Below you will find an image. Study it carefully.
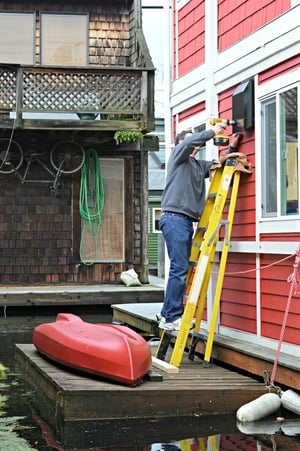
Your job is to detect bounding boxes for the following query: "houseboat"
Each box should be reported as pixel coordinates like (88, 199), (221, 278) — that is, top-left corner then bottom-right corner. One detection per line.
(161, 0), (300, 389)
(0, 0), (156, 286)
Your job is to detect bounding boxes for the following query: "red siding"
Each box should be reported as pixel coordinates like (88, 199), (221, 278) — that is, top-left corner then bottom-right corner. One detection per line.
(261, 232), (300, 243)
(260, 250), (300, 345)
(175, 0), (205, 77)
(218, 0), (291, 51)
(218, 87), (235, 119)
(220, 434), (270, 450)
(218, 88), (256, 242)
(178, 102), (205, 122)
(209, 86), (258, 336)
(220, 253), (257, 333)
(258, 55), (300, 84)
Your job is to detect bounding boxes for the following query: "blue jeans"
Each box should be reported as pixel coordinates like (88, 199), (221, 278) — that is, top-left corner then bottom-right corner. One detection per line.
(159, 212), (194, 322)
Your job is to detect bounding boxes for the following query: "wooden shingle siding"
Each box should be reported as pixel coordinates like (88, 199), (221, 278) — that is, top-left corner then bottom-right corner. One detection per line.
(0, 0), (154, 285)
(0, 144), (142, 284)
(0, 1), (141, 68)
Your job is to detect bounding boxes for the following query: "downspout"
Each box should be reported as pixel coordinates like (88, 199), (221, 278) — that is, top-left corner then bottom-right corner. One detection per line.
(139, 140), (149, 283)
(204, 0), (219, 327)
(163, 0), (173, 287)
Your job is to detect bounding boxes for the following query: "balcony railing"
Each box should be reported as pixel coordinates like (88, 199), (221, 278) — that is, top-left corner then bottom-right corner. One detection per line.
(0, 64), (155, 132)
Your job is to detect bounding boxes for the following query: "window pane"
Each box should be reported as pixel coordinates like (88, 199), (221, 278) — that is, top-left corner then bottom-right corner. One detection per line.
(41, 14), (88, 66)
(262, 98), (277, 216)
(0, 13), (34, 64)
(80, 159), (125, 263)
(194, 124), (206, 160)
(280, 87), (298, 215)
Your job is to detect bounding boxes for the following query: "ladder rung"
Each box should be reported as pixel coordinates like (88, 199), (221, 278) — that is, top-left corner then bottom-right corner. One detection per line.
(193, 332), (207, 341)
(155, 164), (245, 368)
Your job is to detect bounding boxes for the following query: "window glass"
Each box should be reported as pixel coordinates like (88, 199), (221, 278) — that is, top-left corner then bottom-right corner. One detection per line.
(280, 87), (298, 215)
(262, 98), (277, 216)
(41, 14), (88, 66)
(193, 124), (206, 160)
(152, 208), (162, 233)
(261, 86), (298, 218)
(80, 159), (125, 263)
(0, 13), (35, 64)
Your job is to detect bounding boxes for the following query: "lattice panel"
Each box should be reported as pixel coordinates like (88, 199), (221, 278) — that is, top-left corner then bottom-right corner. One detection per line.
(0, 68), (17, 109)
(23, 71), (142, 113)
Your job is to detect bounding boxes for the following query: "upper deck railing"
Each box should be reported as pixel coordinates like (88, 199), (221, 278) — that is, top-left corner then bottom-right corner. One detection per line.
(0, 64), (155, 132)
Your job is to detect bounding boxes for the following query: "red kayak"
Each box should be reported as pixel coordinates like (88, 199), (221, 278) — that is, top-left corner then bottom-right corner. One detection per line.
(33, 313), (152, 386)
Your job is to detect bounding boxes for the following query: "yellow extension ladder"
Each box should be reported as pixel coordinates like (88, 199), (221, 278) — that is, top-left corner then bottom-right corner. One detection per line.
(156, 153), (252, 368)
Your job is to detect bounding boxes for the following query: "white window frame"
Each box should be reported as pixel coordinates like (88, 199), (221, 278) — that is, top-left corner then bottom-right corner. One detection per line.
(152, 207), (162, 234)
(256, 70), (300, 235)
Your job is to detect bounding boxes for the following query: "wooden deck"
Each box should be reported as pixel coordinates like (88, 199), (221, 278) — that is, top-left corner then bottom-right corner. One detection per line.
(0, 276), (164, 307)
(112, 303), (300, 391)
(15, 343), (267, 448)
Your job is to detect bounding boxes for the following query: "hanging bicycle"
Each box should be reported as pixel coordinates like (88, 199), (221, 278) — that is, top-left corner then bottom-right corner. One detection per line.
(0, 138), (85, 194)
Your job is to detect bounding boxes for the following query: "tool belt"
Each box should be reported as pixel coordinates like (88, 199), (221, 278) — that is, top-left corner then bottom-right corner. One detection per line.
(210, 153), (253, 174)
(234, 154), (253, 174)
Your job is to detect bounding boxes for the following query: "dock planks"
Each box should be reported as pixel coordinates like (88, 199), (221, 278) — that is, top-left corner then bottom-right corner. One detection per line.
(0, 276), (164, 307)
(15, 344), (266, 425)
(112, 303), (300, 391)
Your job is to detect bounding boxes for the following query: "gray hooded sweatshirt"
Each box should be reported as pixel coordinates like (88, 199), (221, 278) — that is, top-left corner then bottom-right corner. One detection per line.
(161, 130), (215, 221)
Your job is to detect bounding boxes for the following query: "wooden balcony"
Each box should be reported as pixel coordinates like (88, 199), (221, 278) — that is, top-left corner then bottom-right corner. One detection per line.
(0, 64), (155, 132)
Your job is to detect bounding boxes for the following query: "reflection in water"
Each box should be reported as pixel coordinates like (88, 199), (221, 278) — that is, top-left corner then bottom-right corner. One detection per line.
(1, 312), (300, 450)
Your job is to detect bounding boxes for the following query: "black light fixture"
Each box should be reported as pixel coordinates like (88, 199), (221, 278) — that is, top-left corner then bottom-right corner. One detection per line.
(232, 78), (254, 133)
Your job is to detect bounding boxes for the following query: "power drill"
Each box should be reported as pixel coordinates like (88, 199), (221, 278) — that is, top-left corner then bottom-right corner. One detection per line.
(210, 118), (237, 146)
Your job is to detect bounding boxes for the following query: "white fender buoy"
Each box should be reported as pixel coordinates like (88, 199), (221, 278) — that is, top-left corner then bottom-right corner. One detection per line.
(237, 418), (281, 435)
(280, 419), (300, 436)
(281, 389), (300, 415)
(236, 393), (281, 423)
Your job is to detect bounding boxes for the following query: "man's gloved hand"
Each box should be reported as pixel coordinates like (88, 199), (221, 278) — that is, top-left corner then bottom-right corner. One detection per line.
(231, 132), (243, 148)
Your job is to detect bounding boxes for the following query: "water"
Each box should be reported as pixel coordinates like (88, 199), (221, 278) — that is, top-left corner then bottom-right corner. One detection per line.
(1, 310), (300, 450)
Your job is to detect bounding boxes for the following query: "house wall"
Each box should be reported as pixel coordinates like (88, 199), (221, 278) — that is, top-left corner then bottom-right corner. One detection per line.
(218, 0), (290, 51)
(0, 0), (153, 284)
(169, 0), (300, 356)
(174, 0), (205, 77)
(0, 0), (137, 67)
(0, 143), (143, 284)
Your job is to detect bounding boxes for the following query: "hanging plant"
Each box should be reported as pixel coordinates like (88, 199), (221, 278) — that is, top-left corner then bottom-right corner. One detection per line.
(113, 130), (143, 146)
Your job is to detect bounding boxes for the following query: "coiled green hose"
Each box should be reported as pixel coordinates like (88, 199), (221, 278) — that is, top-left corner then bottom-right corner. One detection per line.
(79, 148), (104, 265)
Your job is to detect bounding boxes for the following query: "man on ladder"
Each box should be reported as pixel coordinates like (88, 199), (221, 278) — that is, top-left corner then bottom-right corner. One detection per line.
(158, 125), (243, 332)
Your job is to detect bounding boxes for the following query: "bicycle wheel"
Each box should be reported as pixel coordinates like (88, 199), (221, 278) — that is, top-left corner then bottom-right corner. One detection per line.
(0, 138), (23, 174)
(50, 140), (85, 174)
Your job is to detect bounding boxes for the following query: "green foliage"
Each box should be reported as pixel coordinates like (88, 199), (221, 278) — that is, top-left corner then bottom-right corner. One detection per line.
(0, 390), (37, 451)
(113, 130), (143, 146)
